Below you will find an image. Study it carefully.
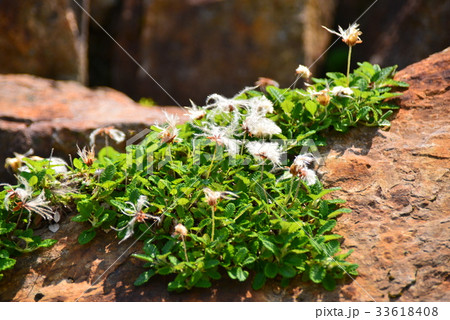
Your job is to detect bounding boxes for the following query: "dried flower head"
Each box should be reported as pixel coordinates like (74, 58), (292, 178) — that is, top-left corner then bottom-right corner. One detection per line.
(112, 195), (161, 244)
(77, 145), (96, 166)
(156, 112), (181, 144)
(293, 153), (316, 168)
(247, 96), (274, 115)
(196, 124), (241, 156)
(46, 158), (69, 174)
(315, 89), (331, 107)
(295, 64), (312, 78)
(203, 187), (238, 208)
(255, 77), (280, 89)
(185, 100), (206, 121)
(204, 93), (243, 119)
(331, 86), (354, 98)
(1, 177), (58, 226)
(246, 141), (283, 166)
(243, 115), (281, 138)
(4, 149), (40, 172)
(173, 223), (188, 237)
(89, 126), (126, 146)
(289, 153), (318, 185)
(323, 23), (362, 47)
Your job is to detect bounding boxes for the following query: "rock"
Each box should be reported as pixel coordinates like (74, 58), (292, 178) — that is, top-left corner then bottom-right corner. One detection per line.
(110, 0), (336, 104)
(330, 0), (450, 70)
(0, 48), (449, 301)
(0, 74), (186, 184)
(310, 47), (450, 301)
(0, 0), (81, 81)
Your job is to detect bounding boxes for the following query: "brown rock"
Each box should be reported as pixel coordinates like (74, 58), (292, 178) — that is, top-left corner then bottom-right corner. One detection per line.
(0, 48), (449, 301)
(0, 74), (186, 183)
(0, 0), (81, 81)
(311, 47), (450, 301)
(332, 0), (450, 70)
(111, 0), (336, 104)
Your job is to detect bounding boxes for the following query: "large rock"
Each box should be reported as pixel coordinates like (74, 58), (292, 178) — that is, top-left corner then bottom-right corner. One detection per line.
(0, 48), (449, 301)
(330, 0), (450, 70)
(0, 74), (185, 183)
(111, 0), (336, 104)
(309, 47), (450, 301)
(0, 0), (81, 81)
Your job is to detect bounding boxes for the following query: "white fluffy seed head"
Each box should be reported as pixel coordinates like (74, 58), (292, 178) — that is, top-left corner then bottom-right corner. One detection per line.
(331, 86), (354, 97)
(295, 64), (312, 78)
(243, 116), (281, 138)
(246, 141), (283, 166)
(174, 223), (188, 237)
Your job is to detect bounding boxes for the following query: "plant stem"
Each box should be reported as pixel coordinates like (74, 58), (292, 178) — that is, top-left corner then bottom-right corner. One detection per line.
(347, 46), (352, 86)
(294, 179), (301, 202)
(206, 145), (217, 179)
(285, 176), (295, 206)
(181, 236), (189, 262)
(211, 206), (215, 241)
(240, 133), (247, 155)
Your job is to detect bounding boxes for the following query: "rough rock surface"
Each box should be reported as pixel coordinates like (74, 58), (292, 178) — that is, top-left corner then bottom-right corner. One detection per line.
(0, 0), (81, 81)
(110, 0), (336, 104)
(333, 0), (450, 70)
(0, 48), (449, 301)
(0, 74), (185, 183)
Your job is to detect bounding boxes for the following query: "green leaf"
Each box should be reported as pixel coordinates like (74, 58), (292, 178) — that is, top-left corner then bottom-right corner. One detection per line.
(310, 264), (326, 283)
(317, 220), (337, 235)
(278, 265), (296, 278)
(93, 213), (109, 228)
(296, 130), (317, 142)
(78, 229), (96, 245)
(283, 254), (306, 267)
(28, 175), (38, 186)
(195, 277), (212, 288)
(71, 214), (90, 223)
(236, 267), (249, 282)
(206, 269), (221, 280)
(322, 275), (336, 291)
(234, 247), (249, 265)
(371, 65), (396, 83)
(76, 200), (94, 217)
(323, 234), (343, 242)
(100, 165), (116, 183)
(259, 236), (279, 256)
(266, 86), (285, 103)
(0, 222), (16, 235)
(305, 100), (317, 117)
(204, 259), (220, 269)
(264, 262), (278, 278)
(224, 203), (235, 217)
(308, 188), (340, 201)
(134, 269), (156, 286)
(327, 208), (351, 219)
(280, 99), (295, 115)
(73, 158), (84, 169)
(38, 239), (57, 248)
(242, 255), (256, 265)
(158, 267), (173, 275)
(0, 257), (16, 272)
(161, 239), (176, 254)
(177, 198), (189, 206)
(131, 253), (154, 263)
(143, 242), (159, 257)
(0, 250), (10, 259)
(252, 272), (266, 290)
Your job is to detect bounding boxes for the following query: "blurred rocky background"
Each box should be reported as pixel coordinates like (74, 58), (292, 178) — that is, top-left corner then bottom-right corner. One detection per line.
(1, 0), (448, 105)
(0, 0), (449, 301)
